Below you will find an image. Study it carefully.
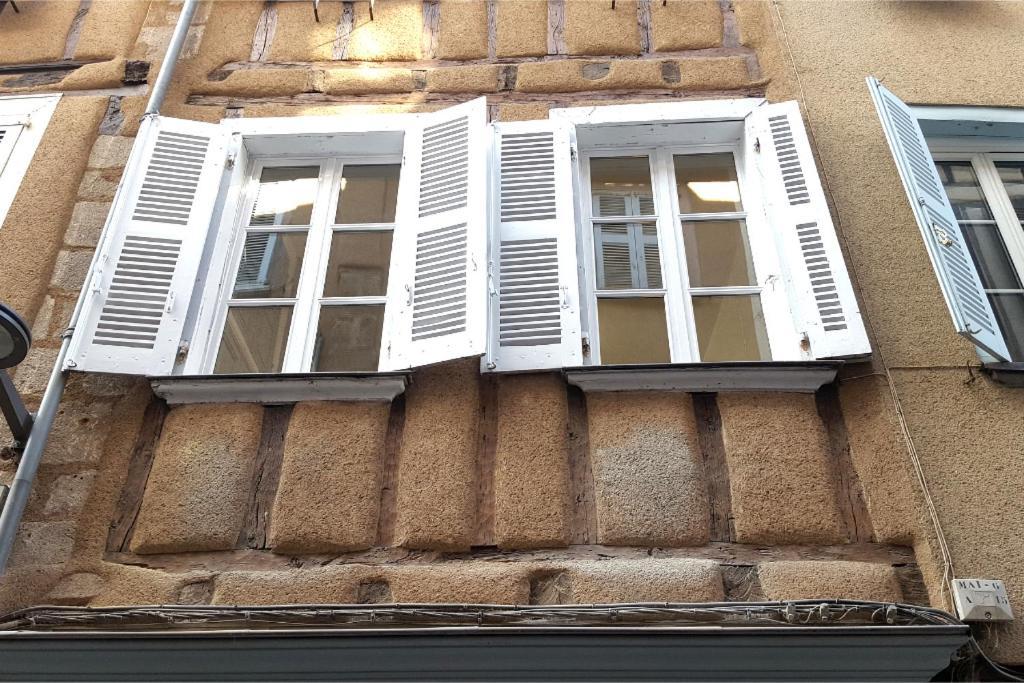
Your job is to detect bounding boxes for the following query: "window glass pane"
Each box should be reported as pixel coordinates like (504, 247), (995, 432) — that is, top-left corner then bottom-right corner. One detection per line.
(994, 161), (1024, 223)
(990, 293), (1024, 361)
(312, 304), (385, 371)
(692, 295), (770, 361)
(590, 157), (655, 217)
(231, 232), (307, 299)
(935, 162), (994, 222)
(682, 219), (756, 287)
(961, 223), (1023, 291)
(594, 222), (661, 289)
(323, 231), (393, 297)
(336, 164), (401, 224)
(597, 297), (671, 364)
(674, 153), (742, 214)
(214, 306), (293, 374)
(250, 166), (320, 226)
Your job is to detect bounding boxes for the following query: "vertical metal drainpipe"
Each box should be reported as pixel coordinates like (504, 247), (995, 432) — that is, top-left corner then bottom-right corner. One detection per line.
(0, 0), (199, 575)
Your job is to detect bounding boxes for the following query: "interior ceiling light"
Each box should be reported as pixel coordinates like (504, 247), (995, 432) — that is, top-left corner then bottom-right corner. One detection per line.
(687, 181), (741, 204)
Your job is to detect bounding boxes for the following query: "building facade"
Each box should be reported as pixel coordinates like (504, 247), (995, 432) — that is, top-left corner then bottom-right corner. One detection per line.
(0, 0), (1022, 675)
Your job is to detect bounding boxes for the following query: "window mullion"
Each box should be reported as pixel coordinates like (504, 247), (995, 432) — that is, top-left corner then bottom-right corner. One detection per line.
(652, 148), (696, 362)
(283, 160), (338, 373)
(975, 154), (1024, 284)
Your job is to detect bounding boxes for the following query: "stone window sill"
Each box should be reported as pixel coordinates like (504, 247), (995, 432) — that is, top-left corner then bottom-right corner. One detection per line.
(563, 361), (845, 393)
(149, 372), (410, 405)
(982, 362), (1024, 388)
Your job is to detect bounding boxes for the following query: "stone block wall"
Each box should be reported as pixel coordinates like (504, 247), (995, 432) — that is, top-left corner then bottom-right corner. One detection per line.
(177, 0), (765, 123)
(28, 367), (918, 617)
(0, 0), (995, 661)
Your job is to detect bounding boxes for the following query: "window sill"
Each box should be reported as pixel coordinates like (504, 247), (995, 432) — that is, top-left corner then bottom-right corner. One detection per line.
(149, 372), (410, 405)
(563, 361), (843, 393)
(982, 362), (1024, 388)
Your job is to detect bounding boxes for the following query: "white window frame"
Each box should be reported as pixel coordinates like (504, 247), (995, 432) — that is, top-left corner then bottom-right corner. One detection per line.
(185, 113), (415, 375)
(581, 143), (781, 364)
(929, 141), (1024, 359)
(555, 98), (802, 365)
(0, 94), (60, 230)
(201, 153), (402, 374)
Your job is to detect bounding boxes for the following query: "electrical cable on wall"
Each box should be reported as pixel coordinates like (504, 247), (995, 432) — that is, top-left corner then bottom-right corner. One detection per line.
(767, 0), (959, 608)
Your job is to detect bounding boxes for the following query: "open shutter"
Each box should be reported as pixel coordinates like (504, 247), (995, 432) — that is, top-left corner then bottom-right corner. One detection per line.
(867, 78), (1011, 360)
(486, 119), (581, 372)
(66, 116), (228, 375)
(747, 101), (871, 359)
(381, 98), (488, 370)
(0, 125), (20, 178)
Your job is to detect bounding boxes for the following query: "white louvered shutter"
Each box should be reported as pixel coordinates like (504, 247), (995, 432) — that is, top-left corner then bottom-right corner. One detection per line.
(66, 116), (228, 375)
(487, 119), (581, 371)
(0, 125), (20, 178)
(867, 78), (1011, 360)
(746, 101), (871, 359)
(381, 98), (489, 370)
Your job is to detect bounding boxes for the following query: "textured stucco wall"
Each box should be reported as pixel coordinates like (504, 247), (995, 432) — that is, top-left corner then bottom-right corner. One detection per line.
(769, 0), (1024, 661)
(1, 1), (1013, 667)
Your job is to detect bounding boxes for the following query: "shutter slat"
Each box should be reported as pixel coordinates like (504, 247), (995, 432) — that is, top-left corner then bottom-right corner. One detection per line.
(867, 77), (1010, 360)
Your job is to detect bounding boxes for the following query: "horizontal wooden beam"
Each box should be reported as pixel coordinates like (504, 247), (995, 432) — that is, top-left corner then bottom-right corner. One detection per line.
(107, 541), (917, 574)
(209, 46), (760, 74)
(0, 60), (92, 75)
(187, 88), (767, 109)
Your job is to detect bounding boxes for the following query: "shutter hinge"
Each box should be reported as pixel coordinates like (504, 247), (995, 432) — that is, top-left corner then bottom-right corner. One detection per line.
(570, 146), (578, 161)
(225, 150), (237, 170)
(754, 137), (761, 153)
(932, 223), (953, 247)
(176, 340), (190, 363)
(89, 267), (103, 296)
(581, 333), (591, 358)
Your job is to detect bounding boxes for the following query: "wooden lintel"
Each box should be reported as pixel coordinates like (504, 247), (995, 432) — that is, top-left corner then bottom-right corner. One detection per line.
(106, 541), (918, 574)
(0, 60), (92, 75)
(210, 45), (761, 74)
(187, 87), (767, 109)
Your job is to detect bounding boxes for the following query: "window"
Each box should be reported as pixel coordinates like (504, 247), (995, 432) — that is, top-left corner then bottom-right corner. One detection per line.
(584, 150), (770, 364)
(0, 94), (60, 230)
(213, 161), (401, 374)
(548, 98), (870, 371)
(934, 156), (1024, 360)
(869, 77), (1021, 362)
(67, 99), (489, 378)
(68, 97), (871, 384)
